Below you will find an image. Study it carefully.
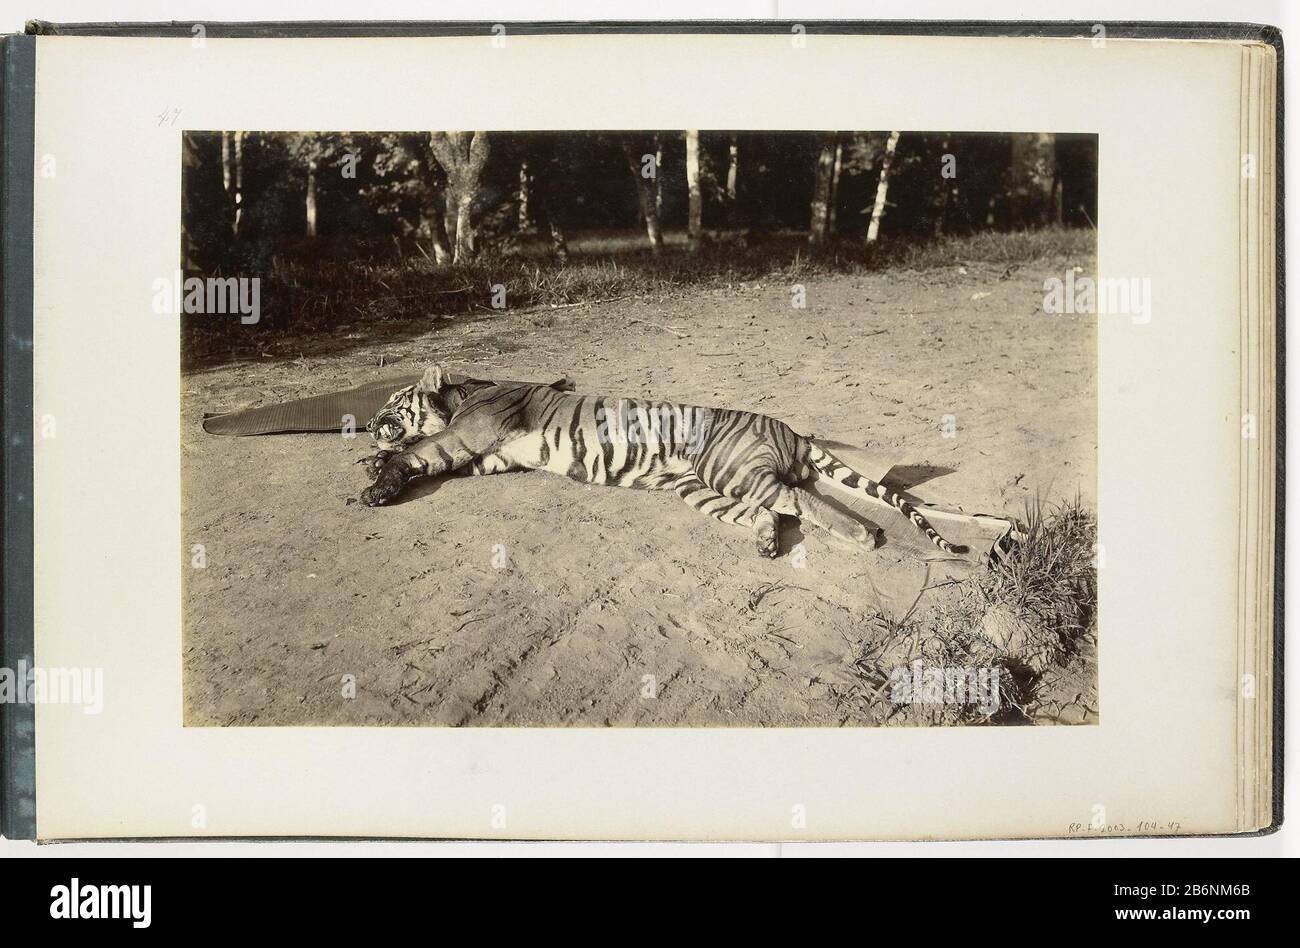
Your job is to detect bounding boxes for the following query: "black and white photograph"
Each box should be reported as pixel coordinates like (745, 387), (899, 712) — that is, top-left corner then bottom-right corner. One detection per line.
(181, 128), (1099, 727)
(1, 7), (1283, 862)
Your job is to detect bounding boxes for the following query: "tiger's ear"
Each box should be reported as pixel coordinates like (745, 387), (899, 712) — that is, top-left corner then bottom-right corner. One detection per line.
(416, 363), (447, 394)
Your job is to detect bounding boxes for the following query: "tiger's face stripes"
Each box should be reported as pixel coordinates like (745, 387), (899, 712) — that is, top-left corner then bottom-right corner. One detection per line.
(365, 366), (454, 451)
(360, 362), (967, 559)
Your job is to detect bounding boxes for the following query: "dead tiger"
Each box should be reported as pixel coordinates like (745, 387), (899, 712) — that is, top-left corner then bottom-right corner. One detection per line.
(359, 364), (966, 558)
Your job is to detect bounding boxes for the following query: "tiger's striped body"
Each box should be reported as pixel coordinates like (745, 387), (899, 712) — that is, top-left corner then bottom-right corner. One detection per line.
(360, 365), (965, 558)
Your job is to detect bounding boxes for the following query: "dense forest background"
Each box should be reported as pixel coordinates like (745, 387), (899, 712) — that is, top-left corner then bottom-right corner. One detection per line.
(180, 130), (1097, 365)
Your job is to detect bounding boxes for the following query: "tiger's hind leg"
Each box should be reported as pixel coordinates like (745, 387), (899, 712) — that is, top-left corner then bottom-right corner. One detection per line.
(772, 486), (878, 551)
(729, 470), (878, 552)
(672, 473), (779, 558)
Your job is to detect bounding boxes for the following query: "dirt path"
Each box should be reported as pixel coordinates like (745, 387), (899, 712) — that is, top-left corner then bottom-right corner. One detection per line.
(182, 262), (1095, 726)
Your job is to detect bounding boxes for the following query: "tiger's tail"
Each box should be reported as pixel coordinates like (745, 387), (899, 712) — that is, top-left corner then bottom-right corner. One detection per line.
(806, 443), (967, 555)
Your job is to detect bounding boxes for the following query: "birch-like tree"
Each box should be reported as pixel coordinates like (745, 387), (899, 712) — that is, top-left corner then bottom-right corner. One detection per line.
(621, 136), (664, 255)
(654, 137), (664, 218)
(220, 131), (244, 239)
(828, 138), (844, 234)
(685, 129), (702, 252)
(726, 135), (739, 202)
(282, 132), (337, 239)
(517, 159), (533, 233)
(866, 130), (901, 245)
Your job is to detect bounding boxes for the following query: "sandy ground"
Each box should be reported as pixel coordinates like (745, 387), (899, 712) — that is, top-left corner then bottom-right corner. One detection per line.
(182, 262), (1096, 726)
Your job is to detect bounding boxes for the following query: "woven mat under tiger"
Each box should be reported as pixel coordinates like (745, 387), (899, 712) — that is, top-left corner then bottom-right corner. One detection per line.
(200, 372), (569, 435)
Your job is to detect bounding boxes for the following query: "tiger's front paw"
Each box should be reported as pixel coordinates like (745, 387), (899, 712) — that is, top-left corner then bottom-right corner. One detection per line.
(356, 450), (395, 481)
(360, 464), (408, 507)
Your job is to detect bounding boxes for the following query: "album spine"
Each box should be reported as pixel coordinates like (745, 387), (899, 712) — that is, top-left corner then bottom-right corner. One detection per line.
(1269, 30), (1285, 836)
(1, 33), (37, 841)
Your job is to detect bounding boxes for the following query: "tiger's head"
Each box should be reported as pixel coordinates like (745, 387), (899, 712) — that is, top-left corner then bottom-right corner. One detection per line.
(366, 364), (453, 450)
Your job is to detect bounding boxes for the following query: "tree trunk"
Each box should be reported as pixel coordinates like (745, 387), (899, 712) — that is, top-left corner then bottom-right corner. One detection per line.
(220, 131), (243, 241)
(726, 136), (739, 201)
(442, 186), (458, 253)
(622, 138), (664, 255)
(305, 160), (318, 237)
(428, 131), (491, 264)
(828, 139), (843, 234)
(809, 134), (836, 245)
(685, 129), (702, 252)
(453, 192), (475, 260)
(866, 131), (901, 245)
(422, 199), (452, 267)
(220, 131), (245, 239)
(220, 131), (234, 221)
(427, 218), (452, 266)
(518, 159), (534, 233)
(654, 137), (664, 218)
(416, 145), (453, 266)
(221, 132), (233, 192)
(934, 137), (950, 238)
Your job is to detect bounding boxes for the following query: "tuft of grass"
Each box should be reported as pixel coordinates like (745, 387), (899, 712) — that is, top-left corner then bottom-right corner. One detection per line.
(983, 494), (1097, 639)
